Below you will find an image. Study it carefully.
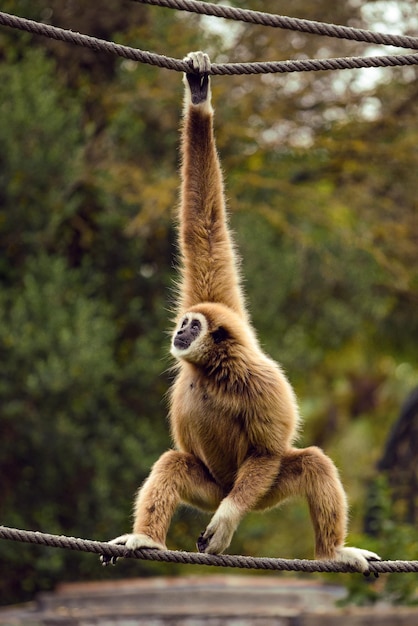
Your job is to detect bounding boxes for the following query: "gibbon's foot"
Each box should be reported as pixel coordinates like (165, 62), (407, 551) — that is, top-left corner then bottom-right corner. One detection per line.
(100, 533), (166, 567)
(184, 51), (211, 105)
(333, 546), (381, 575)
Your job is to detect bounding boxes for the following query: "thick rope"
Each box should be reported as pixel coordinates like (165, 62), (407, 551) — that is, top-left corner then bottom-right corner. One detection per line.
(1, 526), (417, 575)
(1, 11), (418, 75)
(133, 0), (418, 51)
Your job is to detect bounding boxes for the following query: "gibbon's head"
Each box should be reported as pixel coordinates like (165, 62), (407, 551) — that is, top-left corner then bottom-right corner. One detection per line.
(170, 302), (257, 366)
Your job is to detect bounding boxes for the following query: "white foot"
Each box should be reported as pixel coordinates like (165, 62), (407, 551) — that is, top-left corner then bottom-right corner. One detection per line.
(334, 546), (381, 573)
(100, 533), (166, 566)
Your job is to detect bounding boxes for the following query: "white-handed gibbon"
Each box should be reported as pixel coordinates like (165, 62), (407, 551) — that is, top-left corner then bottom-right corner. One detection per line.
(102, 52), (380, 572)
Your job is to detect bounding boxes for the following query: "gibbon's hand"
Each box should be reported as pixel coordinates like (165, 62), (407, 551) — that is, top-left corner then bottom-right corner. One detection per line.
(184, 51), (211, 105)
(197, 499), (241, 554)
(100, 533), (166, 566)
(197, 523), (234, 555)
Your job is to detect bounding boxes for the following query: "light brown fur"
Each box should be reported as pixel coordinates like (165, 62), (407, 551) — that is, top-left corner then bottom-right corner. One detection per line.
(104, 52), (379, 572)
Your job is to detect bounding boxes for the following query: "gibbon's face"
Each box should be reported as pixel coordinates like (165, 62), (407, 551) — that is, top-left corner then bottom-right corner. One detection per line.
(170, 311), (229, 364)
(171, 312), (209, 363)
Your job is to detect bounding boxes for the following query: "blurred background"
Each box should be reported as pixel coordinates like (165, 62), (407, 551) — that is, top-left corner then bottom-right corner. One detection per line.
(0, 0), (417, 607)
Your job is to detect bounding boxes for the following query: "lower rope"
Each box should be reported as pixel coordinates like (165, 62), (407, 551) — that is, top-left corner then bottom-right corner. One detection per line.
(1, 526), (417, 574)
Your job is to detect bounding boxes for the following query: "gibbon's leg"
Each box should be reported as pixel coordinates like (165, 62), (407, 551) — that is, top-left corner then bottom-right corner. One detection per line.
(101, 450), (224, 562)
(179, 51), (248, 320)
(257, 447), (380, 573)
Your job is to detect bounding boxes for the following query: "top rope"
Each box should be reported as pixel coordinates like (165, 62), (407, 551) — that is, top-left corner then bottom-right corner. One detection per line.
(1, 526), (418, 575)
(133, 0), (418, 50)
(1, 11), (418, 75)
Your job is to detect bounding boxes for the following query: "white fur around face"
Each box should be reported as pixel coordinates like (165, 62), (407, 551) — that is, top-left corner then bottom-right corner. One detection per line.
(170, 311), (209, 362)
(334, 546), (381, 573)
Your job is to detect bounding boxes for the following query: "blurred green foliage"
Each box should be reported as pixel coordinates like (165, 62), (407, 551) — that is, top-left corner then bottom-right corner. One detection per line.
(0, 0), (417, 605)
(342, 476), (418, 605)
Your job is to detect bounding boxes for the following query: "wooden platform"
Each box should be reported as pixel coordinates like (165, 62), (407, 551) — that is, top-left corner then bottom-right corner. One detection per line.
(1, 575), (417, 625)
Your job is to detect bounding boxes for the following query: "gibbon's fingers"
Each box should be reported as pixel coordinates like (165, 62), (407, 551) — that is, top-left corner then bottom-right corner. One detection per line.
(100, 533), (165, 566)
(100, 534), (129, 566)
(184, 51), (211, 105)
(185, 50), (211, 74)
(334, 546), (381, 574)
(197, 498), (242, 554)
(100, 554), (118, 567)
(196, 521), (233, 555)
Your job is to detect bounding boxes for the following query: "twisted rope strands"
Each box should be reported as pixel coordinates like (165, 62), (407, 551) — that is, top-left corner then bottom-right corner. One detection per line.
(0, 12), (179, 69)
(209, 54), (418, 75)
(133, 0), (418, 50)
(1, 526), (418, 575)
(1, 12), (418, 75)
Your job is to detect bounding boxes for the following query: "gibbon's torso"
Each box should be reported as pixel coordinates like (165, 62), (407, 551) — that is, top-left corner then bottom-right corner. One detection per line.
(169, 347), (300, 489)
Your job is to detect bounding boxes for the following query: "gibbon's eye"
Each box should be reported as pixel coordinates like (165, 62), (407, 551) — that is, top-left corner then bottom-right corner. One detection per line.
(180, 318), (188, 329)
(211, 326), (228, 344)
(191, 319), (201, 331)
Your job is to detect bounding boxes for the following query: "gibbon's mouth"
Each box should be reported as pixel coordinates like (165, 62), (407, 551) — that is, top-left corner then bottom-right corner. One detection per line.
(173, 337), (189, 350)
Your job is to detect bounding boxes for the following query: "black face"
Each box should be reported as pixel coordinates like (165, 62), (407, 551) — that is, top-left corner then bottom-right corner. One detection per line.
(173, 317), (202, 350)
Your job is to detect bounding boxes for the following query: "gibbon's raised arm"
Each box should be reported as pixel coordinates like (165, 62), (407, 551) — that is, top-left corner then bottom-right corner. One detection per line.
(178, 56), (247, 320)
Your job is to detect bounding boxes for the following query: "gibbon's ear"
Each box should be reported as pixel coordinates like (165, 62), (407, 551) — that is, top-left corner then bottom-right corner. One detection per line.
(211, 326), (229, 344)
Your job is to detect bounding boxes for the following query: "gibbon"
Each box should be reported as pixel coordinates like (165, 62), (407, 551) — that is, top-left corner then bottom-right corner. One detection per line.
(102, 51), (379, 572)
